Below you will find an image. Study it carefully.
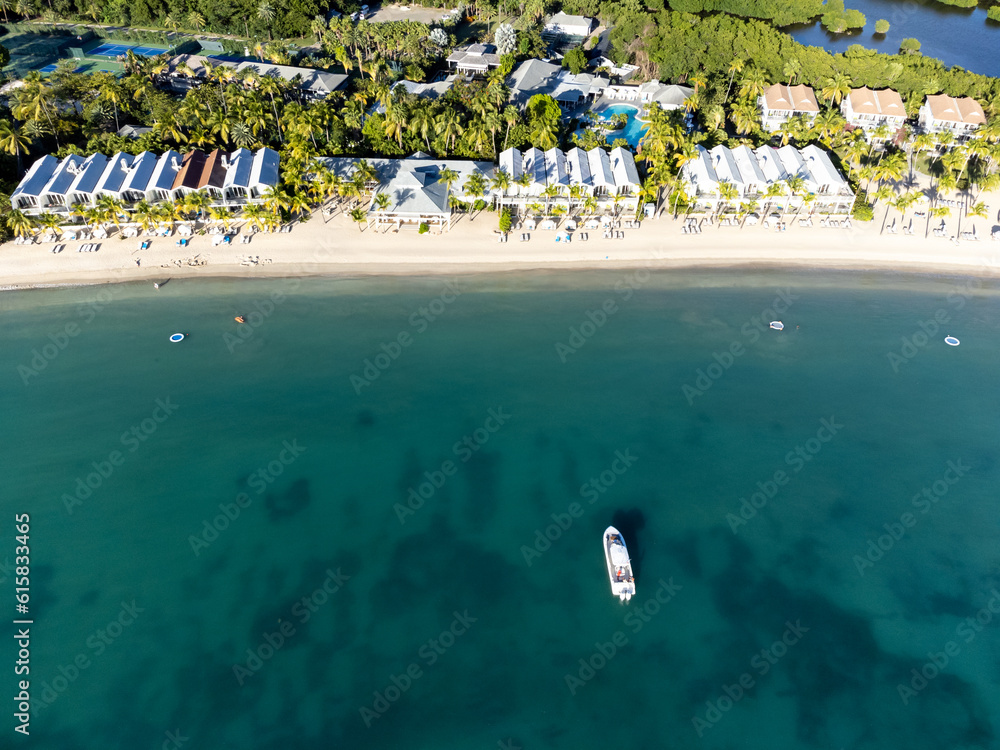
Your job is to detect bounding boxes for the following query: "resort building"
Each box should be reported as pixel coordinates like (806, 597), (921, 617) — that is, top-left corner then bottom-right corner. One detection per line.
(680, 144), (854, 214)
(542, 13), (595, 43)
(219, 61), (348, 100)
(604, 80), (693, 110)
(841, 87), (906, 138)
(393, 78), (455, 100)
(117, 124), (154, 139)
(495, 146), (641, 211)
(319, 154), (495, 231)
(162, 54), (214, 91)
(446, 44), (502, 76)
(918, 94), (987, 142)
(507, 59), (608, 109)
(758, 83), (820, 131)
(10, 148), (279, 214)
(592, 57), (639, 82)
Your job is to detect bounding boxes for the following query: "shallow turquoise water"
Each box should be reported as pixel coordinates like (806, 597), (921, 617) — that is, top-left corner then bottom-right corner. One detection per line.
(2, 269), (1000, 749)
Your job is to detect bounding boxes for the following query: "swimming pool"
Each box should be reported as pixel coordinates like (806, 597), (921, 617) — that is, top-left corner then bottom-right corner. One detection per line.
(600, 104), (647, 148)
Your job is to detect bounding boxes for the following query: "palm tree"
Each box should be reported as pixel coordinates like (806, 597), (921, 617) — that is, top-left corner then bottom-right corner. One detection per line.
(10, 73), (59, 147)
(724, 59), (744, 103)
(436, 110), (464, 151)
(783, 58), (802, 84)
(463, 173), (488, 220)
(187, 10), (205, 31)
(872, 151), (906, 192)
(530, 116), (559, 150)
(716, 181), (739, 218)
(7, 209), (33, 237)
(782, 176), (806, 219)
(730, 101), (758, 136)
(762, 182), (785, 217)
(820, 73), (852, 107)
(350, 207), (367, 232)
(36, 212), (61, 238)
(0, 119), (30, 174)
(262, 185), (291, 217)
(288, 191), (311, 219)
(502, 106), (520, 150)
(184, 191), (212, 219)
(844, 137), (868, 180)
(541, 183), (560, 215)
(132, 200), (158, 234)
(242, 203), (267, 233)
(373, 191), (391, 213)
(209, 205), (234, 230)
(437, 167), (459, 197)
(738, 67), (768, 102)
(491, 169), (511, 208)
(409, 108), (435, 152)
(967, 201), (988, 220)
(94, 196), (125, 229)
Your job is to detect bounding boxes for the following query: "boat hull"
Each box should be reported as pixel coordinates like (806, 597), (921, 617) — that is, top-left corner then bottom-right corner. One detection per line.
(604, 526), (635, 602)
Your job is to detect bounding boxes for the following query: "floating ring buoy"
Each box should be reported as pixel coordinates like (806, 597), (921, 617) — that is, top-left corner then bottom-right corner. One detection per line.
(770, 321), (784, 330)
(169, 333), (185, 343)
(944, 336), (960, 346)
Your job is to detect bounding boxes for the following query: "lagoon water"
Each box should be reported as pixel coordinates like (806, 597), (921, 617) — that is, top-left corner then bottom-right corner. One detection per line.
(788, 0), (1000, 77)
(2, 269), (1000, 750)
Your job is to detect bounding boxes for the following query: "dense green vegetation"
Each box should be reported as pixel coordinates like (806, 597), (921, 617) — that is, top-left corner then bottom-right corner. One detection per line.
(874, 19), (889, 34)
(662, 0), (823, 27)
(593, 9), (1000, 112)
(3, 0), (1000, 238)
(819, 0), (865, 33)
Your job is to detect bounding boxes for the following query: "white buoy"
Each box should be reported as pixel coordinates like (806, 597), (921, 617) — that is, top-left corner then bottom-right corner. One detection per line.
(944, 336), (960, 346)
(770, 321), (784, 330)
(169, 333), (185, 343)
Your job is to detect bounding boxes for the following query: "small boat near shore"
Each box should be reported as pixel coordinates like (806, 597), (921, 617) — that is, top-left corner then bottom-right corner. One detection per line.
(604, 526), (635, 603)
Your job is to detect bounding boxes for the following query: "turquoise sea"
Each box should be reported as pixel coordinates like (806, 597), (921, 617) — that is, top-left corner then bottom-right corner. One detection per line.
(2, 269), (999, 750)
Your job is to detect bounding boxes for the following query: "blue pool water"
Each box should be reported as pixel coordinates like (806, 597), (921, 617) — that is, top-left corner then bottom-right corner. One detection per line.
(601, 104), (647, 148)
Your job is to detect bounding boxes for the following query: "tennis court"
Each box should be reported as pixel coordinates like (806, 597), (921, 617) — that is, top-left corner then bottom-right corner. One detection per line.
(88, 42), (169, 57)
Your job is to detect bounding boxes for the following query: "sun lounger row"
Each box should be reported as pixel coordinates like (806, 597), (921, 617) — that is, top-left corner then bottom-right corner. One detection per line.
(76, 243), (99, 252)
(682, 225), (702, 234)
(50, 244), (64, 254)
(603, 231), (625, 239)
(520, 233), (531, 241)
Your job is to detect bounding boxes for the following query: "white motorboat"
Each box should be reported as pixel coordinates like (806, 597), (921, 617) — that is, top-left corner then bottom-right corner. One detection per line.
(604, 526), (635, 603)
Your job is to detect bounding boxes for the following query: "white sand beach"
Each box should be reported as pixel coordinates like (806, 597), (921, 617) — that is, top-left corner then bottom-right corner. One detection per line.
(3, 198), (1000, 290)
